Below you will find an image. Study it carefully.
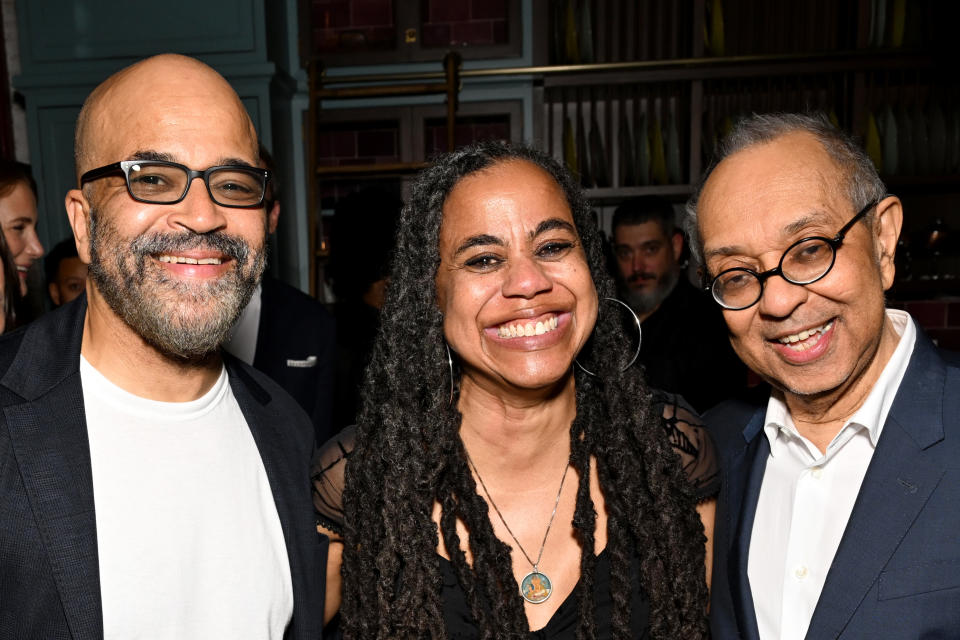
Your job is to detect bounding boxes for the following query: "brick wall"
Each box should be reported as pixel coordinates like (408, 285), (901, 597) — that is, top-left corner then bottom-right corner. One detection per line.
(317, 120), (400, 204)
(420, 0), (508, 48)
(424, 115), (510, 156)
(311, 0), (395, 53)
(902, 300), (960, 351)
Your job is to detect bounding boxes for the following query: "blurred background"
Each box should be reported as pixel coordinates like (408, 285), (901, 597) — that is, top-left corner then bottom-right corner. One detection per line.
(2, 0), (959, 346)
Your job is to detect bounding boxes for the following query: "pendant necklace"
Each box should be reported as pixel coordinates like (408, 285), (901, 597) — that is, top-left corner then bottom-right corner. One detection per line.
(465, 451), (570, 604)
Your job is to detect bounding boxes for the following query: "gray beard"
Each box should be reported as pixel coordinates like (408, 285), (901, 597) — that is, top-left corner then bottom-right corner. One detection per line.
(87, 208), (266, 362)
(623, 267), (680, 316)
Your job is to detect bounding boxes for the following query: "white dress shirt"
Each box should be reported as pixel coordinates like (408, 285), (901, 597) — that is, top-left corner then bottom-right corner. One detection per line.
(748, 309), (915, 640)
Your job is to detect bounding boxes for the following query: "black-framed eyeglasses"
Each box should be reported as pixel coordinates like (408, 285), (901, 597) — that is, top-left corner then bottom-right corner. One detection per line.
(80, 160), (271, 208)
(706, 200), (880, 311)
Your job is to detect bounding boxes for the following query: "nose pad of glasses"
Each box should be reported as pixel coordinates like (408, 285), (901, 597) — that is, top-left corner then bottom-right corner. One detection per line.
(757, 271), (810, 314)
(169, 179), (228, 232)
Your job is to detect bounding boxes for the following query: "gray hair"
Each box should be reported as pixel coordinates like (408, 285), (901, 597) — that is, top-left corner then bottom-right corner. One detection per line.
(684, 112), (887, 265)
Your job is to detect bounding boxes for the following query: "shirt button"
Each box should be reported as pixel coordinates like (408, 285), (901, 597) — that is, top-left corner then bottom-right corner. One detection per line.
(811, 466), (823, 479)
(795, 566), (808, 579)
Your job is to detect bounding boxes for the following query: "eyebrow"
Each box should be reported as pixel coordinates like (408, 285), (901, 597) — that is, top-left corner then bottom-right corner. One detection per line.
(704, 210), (835, 261)
(451, 217), (576, 258)
(782, 211), (833, 236)
(128, 150), (254, 168)
(532, 218), (576, 238)
(453, 234), (502, 258)
(615, 239), (661, 249)
(130, 150), (175, 163)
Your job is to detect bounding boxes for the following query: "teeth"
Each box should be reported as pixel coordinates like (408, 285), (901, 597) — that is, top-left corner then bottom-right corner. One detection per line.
(778, 321), (834, 346)
(158, 255), (223, 265)
(498, 315), (559, 339)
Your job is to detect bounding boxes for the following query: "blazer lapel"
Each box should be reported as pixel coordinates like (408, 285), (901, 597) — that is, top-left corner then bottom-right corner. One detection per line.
(227, 360), (318, 640)
(726, 410), (768, 640)
(806, 333), (947, 639)
(2, 299), (103, 639)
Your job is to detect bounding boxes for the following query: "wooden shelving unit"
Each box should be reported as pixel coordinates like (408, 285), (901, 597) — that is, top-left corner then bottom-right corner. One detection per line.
(302, 0), (960, 299)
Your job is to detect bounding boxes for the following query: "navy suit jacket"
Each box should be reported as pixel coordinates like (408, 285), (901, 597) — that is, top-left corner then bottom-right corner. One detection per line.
(709, 328), (960, 639)
(254, 276), (336, 447)
(0, 298), (326, 640)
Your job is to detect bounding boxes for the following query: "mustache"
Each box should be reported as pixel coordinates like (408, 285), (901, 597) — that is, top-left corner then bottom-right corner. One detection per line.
(627, 271), (657, 284)
(129, 231), (251, 264)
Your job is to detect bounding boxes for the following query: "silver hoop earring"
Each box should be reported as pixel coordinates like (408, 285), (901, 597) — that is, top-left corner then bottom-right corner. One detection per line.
(446, 343), (455, 406)
(575, 297), (642, 377)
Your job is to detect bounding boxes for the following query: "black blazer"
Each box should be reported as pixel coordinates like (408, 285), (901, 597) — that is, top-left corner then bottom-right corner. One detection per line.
(254, 276), (336, 446)
(0, 297), (326, 640)
(708, 328), (960, 639)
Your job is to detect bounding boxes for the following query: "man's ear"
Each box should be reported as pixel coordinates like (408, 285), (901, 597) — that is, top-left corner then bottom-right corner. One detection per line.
(267, 200), (280, 235)
(65, 188), (93, 264)
(873, 195), (903, 291)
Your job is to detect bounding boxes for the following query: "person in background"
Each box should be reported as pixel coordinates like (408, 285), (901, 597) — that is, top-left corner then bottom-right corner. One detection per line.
(610, 195), (746, 411)
(326, 187), (401, 429)
(691, 112), (960, 639)
(224, 145), (337, 446)
(45, 237), (88, 306)
(0, 160), (45, 295)
(0, 228), (21, 332)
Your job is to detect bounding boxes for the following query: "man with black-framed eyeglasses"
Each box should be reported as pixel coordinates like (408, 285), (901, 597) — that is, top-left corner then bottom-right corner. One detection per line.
(688, 113), (960, 640)
(0, 54), (325, 639)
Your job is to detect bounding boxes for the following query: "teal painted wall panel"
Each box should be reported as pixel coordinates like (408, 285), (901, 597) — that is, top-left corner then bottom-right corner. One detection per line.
(33, 105), (81, 251)
(13, 0), (281, 287)
(17, 0), (266, 74)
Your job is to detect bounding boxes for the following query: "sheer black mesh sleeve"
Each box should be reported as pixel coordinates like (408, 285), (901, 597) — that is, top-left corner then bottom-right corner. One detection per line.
(311, 425), (355, 537)
(312, 394), (718, 532)
(651, 389), (720, 502)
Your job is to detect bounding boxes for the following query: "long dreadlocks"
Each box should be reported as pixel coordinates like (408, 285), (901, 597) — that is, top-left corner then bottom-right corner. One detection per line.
(339, 141), (709, 639)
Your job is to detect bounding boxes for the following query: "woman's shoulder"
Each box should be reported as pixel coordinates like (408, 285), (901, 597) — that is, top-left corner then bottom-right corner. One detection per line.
(650, 389), (719, 502)
(311, 426), (357, 535)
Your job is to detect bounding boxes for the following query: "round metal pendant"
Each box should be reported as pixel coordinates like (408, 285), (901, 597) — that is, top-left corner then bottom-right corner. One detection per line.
(520, 571), (553, 604)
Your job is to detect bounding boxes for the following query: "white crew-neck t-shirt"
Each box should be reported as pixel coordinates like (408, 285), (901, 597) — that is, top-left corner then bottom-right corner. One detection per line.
(81, 356), (293, 639)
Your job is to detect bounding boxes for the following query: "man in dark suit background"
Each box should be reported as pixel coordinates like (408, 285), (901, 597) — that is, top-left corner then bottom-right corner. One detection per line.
(225, 147), (336, 446)
(688, 112), (960, 638)
(0, 54), (324, 639)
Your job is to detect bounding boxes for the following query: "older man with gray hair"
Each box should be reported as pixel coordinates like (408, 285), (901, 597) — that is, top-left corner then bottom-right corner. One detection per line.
(688, 113), (960, 639)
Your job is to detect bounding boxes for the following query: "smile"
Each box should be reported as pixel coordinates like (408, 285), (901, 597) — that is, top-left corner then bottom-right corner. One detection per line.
(157, 255), (224, 265)
(496, 315), (559, 339)
(15, 265), (29, 273)
(776, 320), (834, 351)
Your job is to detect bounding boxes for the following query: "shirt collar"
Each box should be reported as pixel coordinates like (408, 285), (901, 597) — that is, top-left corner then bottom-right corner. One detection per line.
(762, 308), (916, 455)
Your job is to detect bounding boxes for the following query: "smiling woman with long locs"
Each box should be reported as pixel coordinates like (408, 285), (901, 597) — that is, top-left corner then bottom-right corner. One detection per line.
(312, 142), (715, 639)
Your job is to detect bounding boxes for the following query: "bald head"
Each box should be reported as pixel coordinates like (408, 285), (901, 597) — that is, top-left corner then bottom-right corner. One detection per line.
(74, 54), (258, 180)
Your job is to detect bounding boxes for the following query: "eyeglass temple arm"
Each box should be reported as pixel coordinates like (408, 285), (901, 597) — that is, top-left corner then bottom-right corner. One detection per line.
(79, 162), (124, 186)
(833, 198), (885, 242)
